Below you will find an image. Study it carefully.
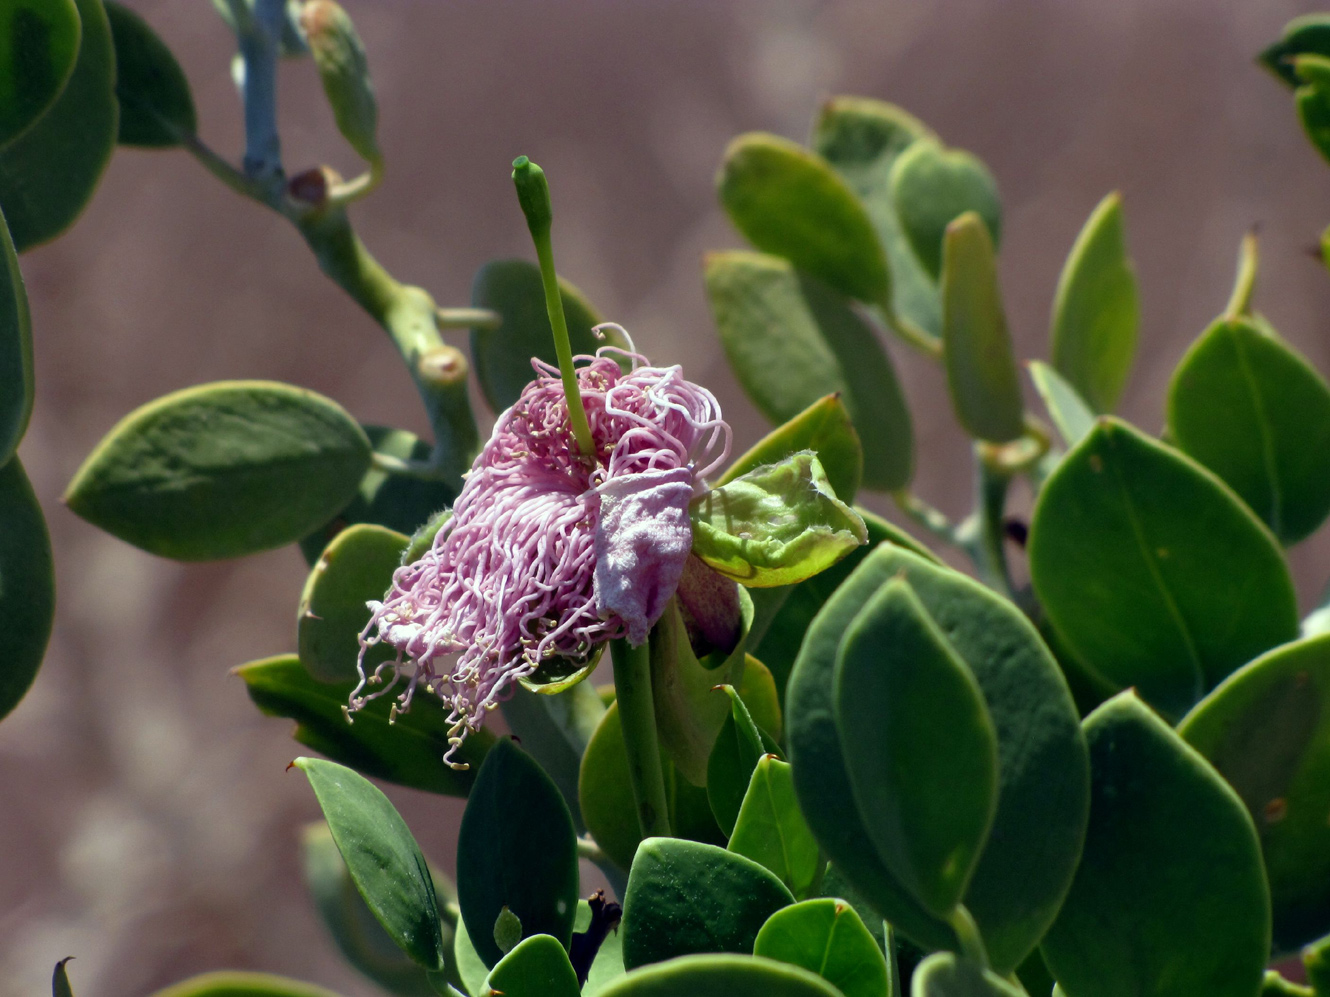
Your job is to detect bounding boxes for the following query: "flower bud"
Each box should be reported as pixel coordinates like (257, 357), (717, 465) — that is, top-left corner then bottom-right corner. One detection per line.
(300, 0), (380, 164)
(511, 156), (553, 241)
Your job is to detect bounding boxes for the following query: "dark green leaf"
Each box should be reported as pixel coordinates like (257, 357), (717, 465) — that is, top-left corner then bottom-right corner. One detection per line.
(720, 394), (862, 504)
(298, 523), (406, 683)
(0, 0), (116, 251)
(145, 972), (346, 997)
(1262, 15), (1330, 88)
(236, 655), (488, 796)
(940, 212), (1024, 443)
(911, 953), (1025, 997)
(0, 205), (32, 465)
(453, 917), (489, 997)
(53, 957), (74, 997)
(704, 251), (912, 491)
(1049, 193), (1139, 412)
(1179, 634), (1330, 952)
(1167, 316), (1330, 544)
(457, 738), (579, 968)
(707, 686), (775, 837)
(104, 1), (195, 146)
(621, 838), (795, 969)
(1298, 83), (1330, 165)
(835, 579), (999, 916)
(786, 545), (1088, 973)
(0, 0), (79, 148)
(65, 380), (373, 560)
(889, 139), (1001, 281)
(500, 681), (605, 832)
(482, 934), (579, 997)
(1041, 693), (1269, 997)
(294, 757), (446, 971)
(0, 456), (53, 722)
(470, 259), (605, 413)
(598, 954), (842, 997)
(718, 132), (890, 308)
(1028, 361), (1095, 449)
(1028, 417), (1298, 718)
(728, 757), (819, 899)
(753, 899), (889, 997)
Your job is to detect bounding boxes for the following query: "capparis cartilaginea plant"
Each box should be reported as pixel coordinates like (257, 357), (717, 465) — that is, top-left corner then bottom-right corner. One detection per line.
(12, 4), (1330, 997)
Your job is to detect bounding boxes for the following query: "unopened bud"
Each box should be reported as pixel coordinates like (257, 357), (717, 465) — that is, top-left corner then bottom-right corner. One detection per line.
(301, 0), (380, 164)
(511, 156), (552, 241)
(417, 345), (469, 388)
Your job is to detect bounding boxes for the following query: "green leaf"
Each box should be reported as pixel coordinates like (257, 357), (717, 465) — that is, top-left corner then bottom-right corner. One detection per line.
(786, 545), (1088, 973)
(0, 206), (32, 465)
(0, 455), (53, 722)
(293, 757), (447, 972)
(597, 954), (842, 997)
(690, 452), (867, 587)
(704, 251), (912, 491)
(707, 685), (777, 837)
(1028, 417), (1299, 718)
(1049, 193), (1139, 412)
(718, 132), (890, 308)
(721, 394), (863, 505)
(236, 655), (488, 796)
(1262, 971), (1314, 997)
(1298, 83), (1330, 165)
(911, 953), (1025, 997)
(753, 899), (889, 997)
(1178, 634), (1330, 952)
(1028, 361), (1095, 449)
(621, 838), (795, 969)
(499, 681), (605, 832)
(302, 0), (378, 163)
(889, 139), (1001, 281)
(835, 579), (999, 916)
(1306, 935), (1330, 996)
(104, 1), (195, 147)
(812, 95), (940, 340)
(482, 934), (579, 997)
(65, 380), (373, 560)
(456, 738), (580, 968)
(53, 957), (74, 997)
(402, 506), (450, 565)
(738, 657), (783, 742)
(470, 259), (605, 413)
(453, 916), (490, 997)
(1041, 693), (1270, 997)
(1261, 14), (1330, 87)
(728, 757), (819, 899)
(940, 212), (1024, 443)
(0, 0), (116, 251)
(493, 908), (523, 956)
(298, 523), (407, 683)
(301, 821), (445, 997)
(145, 972), (346, 997)
(0, 0), (80, 148)
(1167, 316), (1330, 544)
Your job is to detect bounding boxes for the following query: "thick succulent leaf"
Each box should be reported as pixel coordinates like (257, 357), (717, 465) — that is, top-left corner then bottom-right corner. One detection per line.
(294, 758), (447, 972)
(145, 973), (346, 997)
(754, 899), (889, 997)
(1179, 634), (1330, 952)
(1041, 693), (1270, 997)
(690, 452), (866, 587)
(1298, 82), (1330, 165)
(940, 212), (1024, 443)
(0, 455), (53, 722)
(104, 1), (196, 146)
(705, 251), (912, 491)
(1049, 193), (1138, 412)
(481, 935), (580, 997)
(236, 655), (488, 796)
(835, 580), (999, 917)
(889, 139), (1001, 281)
(0, 0), (117, 251)
(911, 953), (1025, 997)
(1262, 14), (1330, 87)
(457, 738), (580, 968)
(786, 546), (1088, 973)
(706, 685), (777, 836)
(65, 381), (373, 560)
(727, 757), (820, 899)
(621, 838), (795, 969)
(1167, 316), (1330, 544)
(720, 394), (862, 505)
(718, 132), (890, 308)
(598, 954), (842, 997)
(0, 205), (32, 465)
(1028, 417), (1298, 718)
(0, 0), (80, 148)
(1028, 360), (1095, 449)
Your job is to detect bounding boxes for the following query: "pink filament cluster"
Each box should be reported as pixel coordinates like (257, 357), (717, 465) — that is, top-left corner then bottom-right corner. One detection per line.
(350, 334), (730, 766)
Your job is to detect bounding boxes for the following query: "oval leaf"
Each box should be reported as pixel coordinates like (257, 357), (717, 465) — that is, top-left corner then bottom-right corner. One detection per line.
(1262, 14), (1330, 87)
(66, 380), (373, 560)
(482, 934), (580, 997)
(705, 251), (913, 491)
(293, 757), (447, 972)
(1041, 693), (1270, 997)
(940, 212), (1024, 443)
(1028, 360), (1095, 449)
(836, 579), (999, 916)
(598, 953), (842, 997)
(621, 838), (795, 970)
(105, 1), (196, 146)
(146, 972), (346, 997)
(0, 0), (117, 251)
(1028, 417), (1299, 718)
(912, 952), (1026, 997)
(0, 455), (54, 721)
(753, 899), (889, 997)
(889, 139), (1001, 281)
(718, 132), (890, 309)
(457, 738), (580, 968)
(1049, 192), (1139, 412)
(1179, 634), (1330, 951)
(0, 205), (32, 465)
(0, 0), (80, 148)
(1167, 316), (1330, 544)
(299, 523), (408, 683)
(236, 655), (488, 796)
(706, 685), (778, 837)
(728, 757), (820, 899)
(720, 394), (863, 505)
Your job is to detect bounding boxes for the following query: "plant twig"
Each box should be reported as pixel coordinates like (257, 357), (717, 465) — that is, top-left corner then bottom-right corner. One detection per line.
(610, 638), (672, 839)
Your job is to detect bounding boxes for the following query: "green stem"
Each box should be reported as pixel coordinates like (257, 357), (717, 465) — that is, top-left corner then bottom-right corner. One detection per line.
(1225, 229), (1259, 319)
(968, 448), (1014, 597)
(892, 489), (963, 549)
(531, 228), (596, 459)
(946, 904), (990, 970)
(884, 309), (945, 360)
(610, 637), (672, 839)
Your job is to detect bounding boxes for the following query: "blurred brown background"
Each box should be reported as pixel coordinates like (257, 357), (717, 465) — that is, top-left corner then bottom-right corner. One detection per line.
(4, 0), (1330, 993)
